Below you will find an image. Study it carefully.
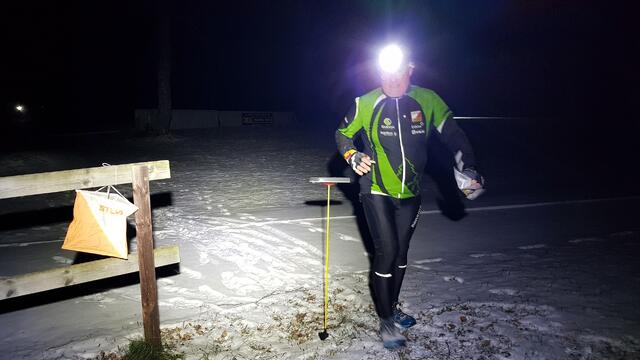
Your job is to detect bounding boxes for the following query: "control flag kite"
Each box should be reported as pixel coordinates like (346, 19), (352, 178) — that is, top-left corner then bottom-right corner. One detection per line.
(63, 189), (138, 259)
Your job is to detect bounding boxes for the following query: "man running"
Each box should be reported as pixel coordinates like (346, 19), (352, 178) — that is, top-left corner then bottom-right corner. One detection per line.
(335, 44), (485, 349)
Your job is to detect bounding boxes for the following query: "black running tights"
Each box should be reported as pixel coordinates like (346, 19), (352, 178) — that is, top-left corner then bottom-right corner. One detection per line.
(361, 194), (421, 319)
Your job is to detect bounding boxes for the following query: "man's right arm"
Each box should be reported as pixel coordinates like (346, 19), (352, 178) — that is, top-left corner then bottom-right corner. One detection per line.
(335, 101), (359, 158)
(335, 98), (372, 175)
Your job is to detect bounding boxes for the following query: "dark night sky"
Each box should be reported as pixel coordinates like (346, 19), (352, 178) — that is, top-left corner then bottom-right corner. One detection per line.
(0, 0), (636, 132)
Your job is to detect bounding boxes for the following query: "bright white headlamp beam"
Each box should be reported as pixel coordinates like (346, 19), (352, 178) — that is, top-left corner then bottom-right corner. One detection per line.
(15, 104), (25, 113)
(378, 44), (405, 74)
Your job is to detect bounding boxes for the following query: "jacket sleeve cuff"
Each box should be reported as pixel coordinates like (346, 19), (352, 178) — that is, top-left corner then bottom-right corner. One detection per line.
(343, 149), (357, 162)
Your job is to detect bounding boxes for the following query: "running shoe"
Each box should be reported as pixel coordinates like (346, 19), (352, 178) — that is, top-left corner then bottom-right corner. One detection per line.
(380, 318), (406, 349)
(393, 302), (417, 329)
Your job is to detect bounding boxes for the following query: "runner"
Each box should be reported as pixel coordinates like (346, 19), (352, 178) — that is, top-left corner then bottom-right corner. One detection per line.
(335, 44), (485, 349)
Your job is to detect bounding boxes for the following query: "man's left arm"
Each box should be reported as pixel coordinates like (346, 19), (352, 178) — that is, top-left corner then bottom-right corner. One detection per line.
(431, 93), (485, 199)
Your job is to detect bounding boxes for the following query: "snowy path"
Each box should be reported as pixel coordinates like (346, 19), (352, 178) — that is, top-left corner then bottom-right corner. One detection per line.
(1, 130), (639, 359)
(1, 198), (638, 359)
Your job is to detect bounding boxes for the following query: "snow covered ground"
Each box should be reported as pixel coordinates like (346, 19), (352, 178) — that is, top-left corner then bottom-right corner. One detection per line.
(0, 127), (639, 359)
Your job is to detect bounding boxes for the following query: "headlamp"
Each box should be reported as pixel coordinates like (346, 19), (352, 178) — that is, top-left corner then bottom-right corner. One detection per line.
(378, 44), (405, 74)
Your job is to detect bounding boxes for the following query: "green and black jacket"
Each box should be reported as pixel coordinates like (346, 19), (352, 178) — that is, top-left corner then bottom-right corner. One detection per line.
(335, 85), (476, 199)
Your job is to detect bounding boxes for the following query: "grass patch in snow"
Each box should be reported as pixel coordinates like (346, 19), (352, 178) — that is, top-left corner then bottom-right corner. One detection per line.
(124, 339), (183, 360)
(94, 338), (184, 360)
(93, 323), (212, 360)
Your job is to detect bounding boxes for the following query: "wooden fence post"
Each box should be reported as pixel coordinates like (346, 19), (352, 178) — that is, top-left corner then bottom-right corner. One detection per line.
(132, 165), (162, 348)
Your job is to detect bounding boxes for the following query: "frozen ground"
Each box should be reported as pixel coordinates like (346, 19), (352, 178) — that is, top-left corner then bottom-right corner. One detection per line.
(0, 127), (639, 359)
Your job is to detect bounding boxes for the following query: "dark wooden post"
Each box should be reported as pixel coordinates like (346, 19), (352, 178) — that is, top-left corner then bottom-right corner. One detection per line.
(132, 165), (162, 348)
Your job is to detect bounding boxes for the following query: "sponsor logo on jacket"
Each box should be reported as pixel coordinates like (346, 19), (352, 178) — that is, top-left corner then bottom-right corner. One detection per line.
(411, 111), (423, 123)
(381, 117), (395, 130)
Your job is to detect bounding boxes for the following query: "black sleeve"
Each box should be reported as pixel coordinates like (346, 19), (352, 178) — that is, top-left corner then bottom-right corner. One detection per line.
(335, 103), (359, 158)
(435, 116), (477, 171)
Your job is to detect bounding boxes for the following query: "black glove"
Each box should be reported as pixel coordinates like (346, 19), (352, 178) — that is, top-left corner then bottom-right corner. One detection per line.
(346, 151), (373, 175)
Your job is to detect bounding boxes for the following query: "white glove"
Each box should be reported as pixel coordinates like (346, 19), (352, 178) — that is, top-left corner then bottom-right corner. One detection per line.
(454, 167), (485, 200)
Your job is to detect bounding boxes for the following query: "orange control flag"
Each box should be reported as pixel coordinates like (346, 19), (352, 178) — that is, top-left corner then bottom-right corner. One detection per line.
(62, 189), (138, 259)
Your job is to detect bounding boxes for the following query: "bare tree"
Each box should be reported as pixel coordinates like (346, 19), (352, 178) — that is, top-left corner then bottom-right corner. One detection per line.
(156, 0), (172, 133)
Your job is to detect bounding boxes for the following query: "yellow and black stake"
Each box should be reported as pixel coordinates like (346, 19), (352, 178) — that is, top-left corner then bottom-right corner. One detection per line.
(309, 177), (350, 341)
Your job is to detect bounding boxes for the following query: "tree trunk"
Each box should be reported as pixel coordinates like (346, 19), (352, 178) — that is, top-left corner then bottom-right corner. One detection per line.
(156, 0), (172, 133)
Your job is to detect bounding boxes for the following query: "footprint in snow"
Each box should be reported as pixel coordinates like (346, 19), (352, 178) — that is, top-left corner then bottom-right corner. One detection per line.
(199, 252), (210, 265)
(568, 237), (603, 244)
(78, 293), (116, 304)
(159, 297), (204, 310)
(411, 265), (431, 271)
(469, 253), (504, 258)
(338, 233), (358, 242)
(609, 231), (635, 238)
(443, 276), (464, 283)
(181, 266), (203, 279)
(518, 244), (546, 250)
(52, 256), (73, 265)
(158, 278), (175, 285)
(415, 258), (442, 264)
(489, 288), (518, 296)
(198, 285), (224, 299)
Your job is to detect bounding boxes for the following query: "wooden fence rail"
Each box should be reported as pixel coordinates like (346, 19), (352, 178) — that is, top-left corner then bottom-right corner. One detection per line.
(0, 245), (179, 300)
(0, 160), (170, 199)
(0, 160), (175, 348)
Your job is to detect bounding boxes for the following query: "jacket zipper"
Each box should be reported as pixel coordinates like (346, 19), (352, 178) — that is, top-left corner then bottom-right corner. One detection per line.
(395, 98), (406, 197)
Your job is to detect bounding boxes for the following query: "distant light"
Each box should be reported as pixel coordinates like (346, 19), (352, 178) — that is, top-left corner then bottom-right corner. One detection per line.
(15, 104), (25, 113)
(378, 44), (405, 74)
